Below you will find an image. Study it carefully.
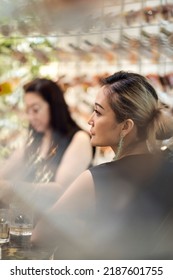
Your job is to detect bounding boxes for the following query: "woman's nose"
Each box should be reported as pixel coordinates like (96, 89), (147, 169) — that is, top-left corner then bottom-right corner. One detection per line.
(88, 113), (94, 125)
(27, 112), (36, 123)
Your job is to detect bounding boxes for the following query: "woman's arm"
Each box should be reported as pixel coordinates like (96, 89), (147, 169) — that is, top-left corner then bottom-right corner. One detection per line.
(54, 130), (93, 190)
(31, 170), (95, 256)
(0, 179), (64, 213)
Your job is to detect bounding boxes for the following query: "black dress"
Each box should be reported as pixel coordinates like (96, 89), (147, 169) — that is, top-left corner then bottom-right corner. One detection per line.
(88, 153), (173, 259)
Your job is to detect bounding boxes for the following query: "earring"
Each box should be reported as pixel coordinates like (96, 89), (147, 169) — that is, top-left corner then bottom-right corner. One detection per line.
(114, 134), (124, 161)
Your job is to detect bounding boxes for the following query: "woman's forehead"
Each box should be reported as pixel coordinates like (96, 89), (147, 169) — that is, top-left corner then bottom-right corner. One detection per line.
(95, 87), (114, 112)
(24, 92), (45, 104)
(95, 87), (108, 103)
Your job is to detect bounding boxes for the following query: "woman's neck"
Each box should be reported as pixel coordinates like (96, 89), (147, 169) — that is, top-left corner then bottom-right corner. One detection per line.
(39, 128), (53, 158)
(112, 140), (150, 160)
(44, 128), (53, 139)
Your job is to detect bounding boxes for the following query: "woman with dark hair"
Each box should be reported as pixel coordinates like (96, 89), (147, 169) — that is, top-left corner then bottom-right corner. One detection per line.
(0, 78), (94, 203)
(31, 71), (173, 259)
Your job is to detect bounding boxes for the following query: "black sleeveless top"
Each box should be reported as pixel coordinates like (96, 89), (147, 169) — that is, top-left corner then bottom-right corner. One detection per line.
(88, 154), (173, 259)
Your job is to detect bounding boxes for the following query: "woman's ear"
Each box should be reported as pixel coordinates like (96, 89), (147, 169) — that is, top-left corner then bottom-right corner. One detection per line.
(121, 119), (134, 137)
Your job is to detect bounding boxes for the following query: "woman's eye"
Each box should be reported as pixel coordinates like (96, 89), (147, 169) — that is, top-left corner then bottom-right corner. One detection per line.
(26, 106), (40, 114)
(33, 108), (39, 113)
(94, 109), (101, 116)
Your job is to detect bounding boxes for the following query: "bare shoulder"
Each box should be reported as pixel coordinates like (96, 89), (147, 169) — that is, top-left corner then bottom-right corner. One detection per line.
(55, 130), (92, 185)
(53, 170), (95, 211)
(72, 130), (90, 143)
(72, 170), (95, 203)
(64, 169), (94, 196)
(75, 169), (94, 186)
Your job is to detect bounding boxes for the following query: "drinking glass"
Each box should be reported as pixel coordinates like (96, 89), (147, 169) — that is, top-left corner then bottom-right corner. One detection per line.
(0, 209), (10, 245)
(9, 202), (33, 248)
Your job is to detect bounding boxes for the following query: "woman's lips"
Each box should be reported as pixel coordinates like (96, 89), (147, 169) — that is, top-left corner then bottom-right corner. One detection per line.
(90, 130), (95, 136)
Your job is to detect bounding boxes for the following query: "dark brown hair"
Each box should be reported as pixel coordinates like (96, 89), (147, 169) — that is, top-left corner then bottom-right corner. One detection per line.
(24, 78), (80, 135)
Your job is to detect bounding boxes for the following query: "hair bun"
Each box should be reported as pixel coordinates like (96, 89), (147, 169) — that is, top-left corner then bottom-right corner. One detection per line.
(156, 107), (173, 140)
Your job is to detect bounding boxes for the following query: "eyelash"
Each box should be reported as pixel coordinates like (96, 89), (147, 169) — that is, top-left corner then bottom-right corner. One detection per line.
(33, 108), (40, 113)
(26, 107), (40, 114)
(94, 109), (101, 116)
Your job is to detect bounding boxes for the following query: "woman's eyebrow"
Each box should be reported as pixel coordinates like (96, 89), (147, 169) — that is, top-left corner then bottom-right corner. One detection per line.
(95, 102), (105, 110)
(27, 102), (40, 107)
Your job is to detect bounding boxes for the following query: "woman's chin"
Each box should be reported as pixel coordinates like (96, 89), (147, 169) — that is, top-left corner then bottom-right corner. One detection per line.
(90, 138), (98, 147)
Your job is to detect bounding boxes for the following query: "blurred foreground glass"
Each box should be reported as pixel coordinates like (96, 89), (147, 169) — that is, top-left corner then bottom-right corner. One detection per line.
(9, 202), (33, 248)
(0, 209), (10, 245)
